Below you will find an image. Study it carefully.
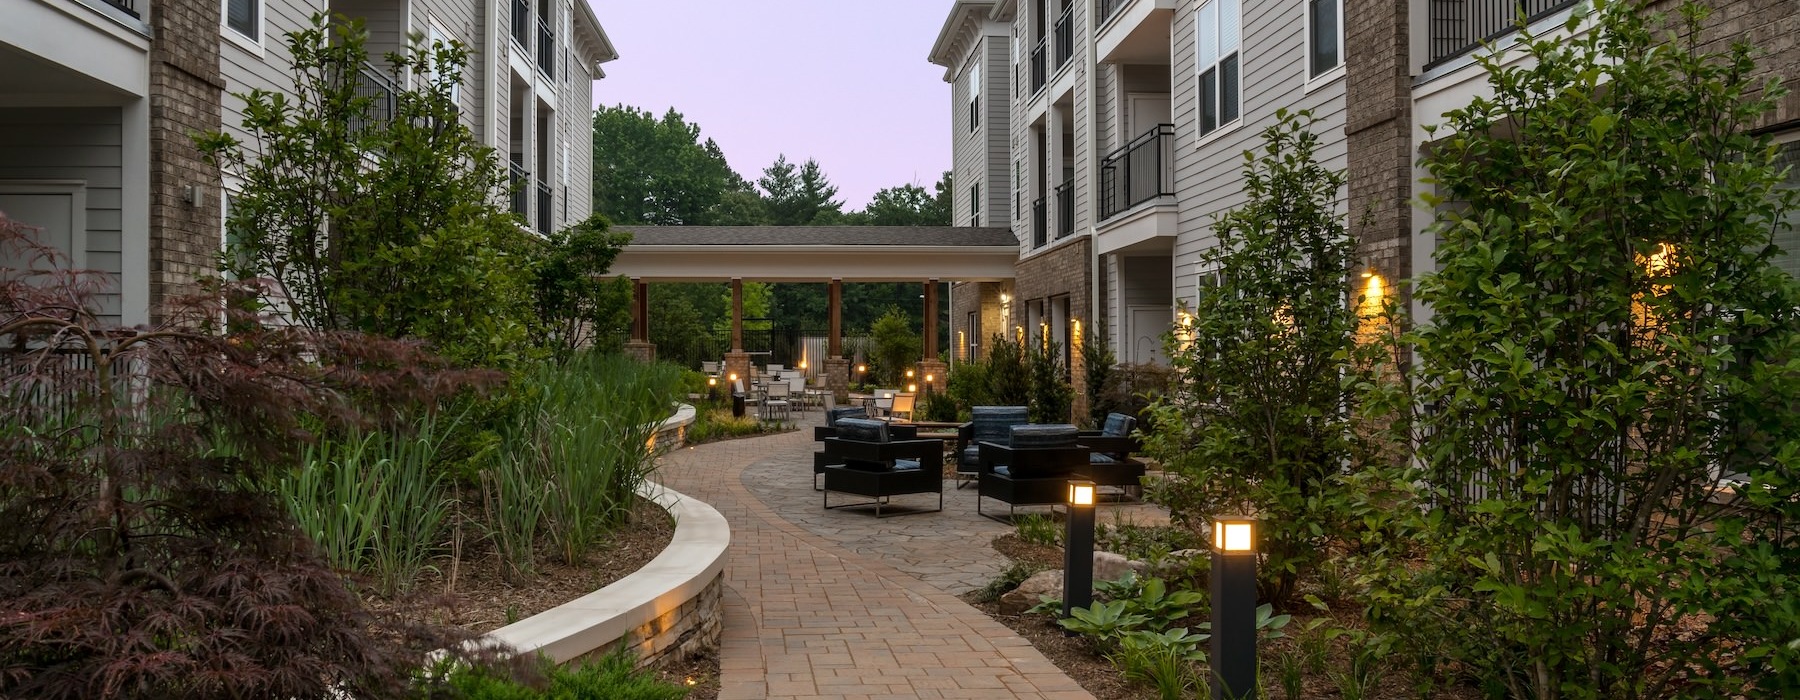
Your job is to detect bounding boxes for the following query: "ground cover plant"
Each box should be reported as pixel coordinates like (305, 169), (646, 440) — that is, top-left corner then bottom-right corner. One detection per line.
(1355, 1), (1800, 696)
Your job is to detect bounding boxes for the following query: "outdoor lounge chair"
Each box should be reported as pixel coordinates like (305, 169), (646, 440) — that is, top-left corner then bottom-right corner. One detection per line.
(1077, 413), (1146, 499)
(820, 418), (945, 517)
(954, 406), (1030, 488)
(976, 424), (1091, 521)
(814, 407), (917, 489)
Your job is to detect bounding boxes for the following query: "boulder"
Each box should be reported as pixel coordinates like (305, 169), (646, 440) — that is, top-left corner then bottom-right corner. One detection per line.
(1094, 551), (1149, 583)
(998, 569), (1064, 616)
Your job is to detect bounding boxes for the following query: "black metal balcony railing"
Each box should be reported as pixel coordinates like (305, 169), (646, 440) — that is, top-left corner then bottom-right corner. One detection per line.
(1030, 39), (1048, 94)
(349, 62), (397, 134)
(509, 163), (530, 219)
(536, 181), (553, 234)
(1097, 0), (1129, 27)
(101, 0), (139, 18)
(1032, 197), (1048, 248)
(1426, 0), (1577, 69)
(1053, 180), (1075, 239)
(537, 15), (555, 79)
(1098, 124), (1176, 221)
(511, 0), (531, 47)
(1054, 6), (1075, 70)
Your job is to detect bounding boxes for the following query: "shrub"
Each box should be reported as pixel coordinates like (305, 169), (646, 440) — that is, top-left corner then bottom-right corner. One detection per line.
(445, 651), (688, 700)
(684, 408), (772, 445)
(1360, 2), (1800, 696)
(983, 334), (1029, 406)
(532, 215), (633, 358)
(1082, 327), (1117, 427)
(868, 306), (920, 386)
(1142, 110), (1360, 606)
(944, 361), (991, 414)
(1025, 339), (1073, 424)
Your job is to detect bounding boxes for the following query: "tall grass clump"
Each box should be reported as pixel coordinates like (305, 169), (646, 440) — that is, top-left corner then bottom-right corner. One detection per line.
(485, 353), (680, 574)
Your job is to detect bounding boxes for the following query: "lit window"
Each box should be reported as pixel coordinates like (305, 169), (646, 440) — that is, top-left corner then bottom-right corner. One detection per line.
(1196, 0), (1241, 138)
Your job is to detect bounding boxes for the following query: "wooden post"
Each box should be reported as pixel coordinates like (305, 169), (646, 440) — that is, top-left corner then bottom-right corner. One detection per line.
(828, 278), (843, 358)
(730, 277), (744, 352)
(631, 278), (648, 342)
(923, 279), (939, 361)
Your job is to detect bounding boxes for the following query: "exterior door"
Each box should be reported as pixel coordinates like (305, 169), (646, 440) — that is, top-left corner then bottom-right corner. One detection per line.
(0, 184), (83, 272)
(1127, 93), (1172, 138)
(1128, 305), (1171, 365)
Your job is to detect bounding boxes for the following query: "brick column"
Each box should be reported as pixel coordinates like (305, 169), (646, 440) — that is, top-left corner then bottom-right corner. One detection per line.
(722, 277), (750, 392)
(148, 0), (225, 323)
(1345, 0), (1413, 291)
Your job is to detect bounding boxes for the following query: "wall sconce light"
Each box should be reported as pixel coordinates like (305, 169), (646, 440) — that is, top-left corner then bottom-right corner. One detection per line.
(182, 184), (206, 208)
(856, 364), (867, 374)
(925, 374), (934, 383)
(1210, 515), (1259, 700)
(1361, 265), (1375, 279)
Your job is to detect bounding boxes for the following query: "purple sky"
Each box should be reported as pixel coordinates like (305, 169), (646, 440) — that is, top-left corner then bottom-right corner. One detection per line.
(584, 1), (956, 210)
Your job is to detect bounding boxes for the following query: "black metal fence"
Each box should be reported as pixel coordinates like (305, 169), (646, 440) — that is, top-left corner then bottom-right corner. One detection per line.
(1030, 39), (1048, 94)
(536, 15), (555, 79)
(1097, 0), (1129, 27)
(511, 0), (531, 47)
(1054, 6), (1075, 71)
(1098, 124), (1176, 221)
(660, 328), (872, 372)
(349, 62), (397, 135)
(1032, 197), (1048, 248)
(101, 0), (138, 18)
(1053, 179), (1075, 239)
(1426, 0), (1577, 69)
(536, 181), (552, 234)
(509, 163), (529, 219)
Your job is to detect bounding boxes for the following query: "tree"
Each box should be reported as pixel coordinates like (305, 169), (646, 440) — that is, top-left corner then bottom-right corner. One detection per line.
(196, 17), (538, 368)
(868, 306), (921, 386)
(591, 105), (744, 225)
(758, 155), (844, 225)
(1362, 3), (1800, 696)
(532, 215), (632, 357)
(861, 175), (953, 226)
(1025, 339), (1073, 424)
(1142, 110), (1358, 607)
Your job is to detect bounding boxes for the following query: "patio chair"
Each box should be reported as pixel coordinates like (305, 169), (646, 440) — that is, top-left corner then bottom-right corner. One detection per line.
(787, 375), (809, 412)
(976, 424), (1091, 521)
(700, 360), (720, 374)
(954, 406), (1030, 488)
(820, 418), (945, 517)
(761, 381), (792, 423)
(1078, 412), (1146, 499)
(886, 393), (917, 422)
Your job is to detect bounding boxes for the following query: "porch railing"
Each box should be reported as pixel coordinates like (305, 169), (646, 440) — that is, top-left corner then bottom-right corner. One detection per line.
(349, 62), (397, 134)
(1097, 0), (1129, 27)
(511, 0), (531, 47)
(1425, 0), (1577, 69)
(1032, 196), (1048, 248)
(1054, 6), (1075, 71)
(1030, 38), (1048, 94)
(537, 14), (555, 79)
(1097, 124), (1176, 221)
(536, 181), (553, 234)
(1053, 179), (1075, 239)
(100, 0), (138, 18)
(509, 162), (530, 219)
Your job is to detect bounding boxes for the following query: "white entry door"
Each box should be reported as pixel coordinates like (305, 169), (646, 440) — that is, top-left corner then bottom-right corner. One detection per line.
(0, 183), (84, 272)
(1128, 305), (1172, 365)
(1127, 93), (1173, 138)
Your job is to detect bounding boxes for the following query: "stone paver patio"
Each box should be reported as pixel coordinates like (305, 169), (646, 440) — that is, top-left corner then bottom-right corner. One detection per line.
(653, 413), (1117, 699)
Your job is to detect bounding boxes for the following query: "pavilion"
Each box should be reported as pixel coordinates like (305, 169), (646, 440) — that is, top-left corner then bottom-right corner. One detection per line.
(610, 225), (1018, 399)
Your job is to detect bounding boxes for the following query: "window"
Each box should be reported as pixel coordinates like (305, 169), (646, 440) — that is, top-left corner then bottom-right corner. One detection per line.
(1775, 140), (1800, 278)
(426, 24), (461, 106)
(1014, 159), (1024, 219)
(1308, 0), (1341, 77)
(1195, 0), (1241, 138)
(224, 0), (259, 42)
(971, 183), (981, 226)
(969, 61), (982, 131)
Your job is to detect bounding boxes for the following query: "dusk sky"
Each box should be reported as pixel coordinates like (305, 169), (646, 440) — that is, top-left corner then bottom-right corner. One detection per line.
(585, 1), (956, 210)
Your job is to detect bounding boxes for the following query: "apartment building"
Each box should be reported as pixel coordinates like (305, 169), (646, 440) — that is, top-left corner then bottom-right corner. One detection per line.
(935, 0), (1799, 415)
(1, 0), (615, 326)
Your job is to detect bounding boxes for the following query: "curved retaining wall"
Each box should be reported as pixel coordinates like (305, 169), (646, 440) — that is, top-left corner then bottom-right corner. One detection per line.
(480, 474), (728, 668)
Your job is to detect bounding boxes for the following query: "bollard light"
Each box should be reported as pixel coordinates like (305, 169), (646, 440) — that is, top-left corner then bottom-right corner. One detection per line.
(906, 369), (915, 378)
(1210, 516), (1258, 700)
(856, 364), (867, 374)
(1061, 479), (1098, 631)
(907, 383), (917, 393)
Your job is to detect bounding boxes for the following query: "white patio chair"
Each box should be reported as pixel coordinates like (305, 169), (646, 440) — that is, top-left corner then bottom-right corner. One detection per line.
(762, 381), (793, 422)
(787, 375), (808, 411)
(701, 360), (720, 374)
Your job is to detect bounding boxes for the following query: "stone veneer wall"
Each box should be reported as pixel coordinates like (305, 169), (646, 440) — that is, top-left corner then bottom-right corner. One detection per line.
(567, 575), (723, 670)
(148, 0), (224, 321)
(950, 281), (1013, 362)
(1011, 238), (1092, 422)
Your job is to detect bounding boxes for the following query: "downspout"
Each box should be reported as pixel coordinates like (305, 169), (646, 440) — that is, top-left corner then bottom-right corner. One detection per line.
(482, 0), (500, 153)
(1084, 0), (1102, 356)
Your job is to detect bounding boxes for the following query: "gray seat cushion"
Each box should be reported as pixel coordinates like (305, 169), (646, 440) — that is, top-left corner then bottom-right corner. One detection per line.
(970, 406), (1029, 443)
(1009, 424), (1079, 448)
(1090, 453), (1117, 464)
(827, 406), (869, 427)
(835, 417), (890, 443)
(894, 459), (923, 471)
(959, 445), (982, 470)
(1101, 412), (1136, 437)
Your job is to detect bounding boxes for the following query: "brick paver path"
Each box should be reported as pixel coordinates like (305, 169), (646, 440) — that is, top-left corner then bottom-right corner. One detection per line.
(654, 415), (1096, 699)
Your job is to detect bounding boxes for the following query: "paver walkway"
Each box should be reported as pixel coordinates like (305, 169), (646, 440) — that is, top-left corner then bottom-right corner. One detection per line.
(653, 415), (1096, 700)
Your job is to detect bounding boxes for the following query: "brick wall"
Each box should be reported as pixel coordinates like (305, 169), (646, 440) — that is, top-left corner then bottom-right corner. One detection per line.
(1344, 0), (1412, 289)
(950, 281), (1014, 362)
(1012, 239), (1092, 422)
(1684, 0), (1800, 133)
(148, 0), (225, 322)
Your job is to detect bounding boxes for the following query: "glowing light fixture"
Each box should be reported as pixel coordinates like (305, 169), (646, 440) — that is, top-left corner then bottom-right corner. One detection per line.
(1213, 517), (1256, 553)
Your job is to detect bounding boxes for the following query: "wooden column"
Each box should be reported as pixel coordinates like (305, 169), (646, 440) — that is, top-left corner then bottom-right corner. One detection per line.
(631, 278), (648, 342)
(730, 278), (745, 352)
(923, 279), (939, 361)
(828, 279), (843, 358)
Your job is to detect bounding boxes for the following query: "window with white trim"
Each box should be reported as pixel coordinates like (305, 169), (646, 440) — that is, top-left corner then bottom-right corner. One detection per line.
(969, 61), (982, 131)
(425, 23), (461, 106)
(971, 183), (981, 226)
(1308, 0), (1341, 77)
(1195, 0), (1240, 138)
(1775, 139), (1800, 278)
(224, 0), (260, 41)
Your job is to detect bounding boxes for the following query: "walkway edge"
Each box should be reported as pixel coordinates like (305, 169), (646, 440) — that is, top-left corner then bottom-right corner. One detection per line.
(481, 480), (730, 665)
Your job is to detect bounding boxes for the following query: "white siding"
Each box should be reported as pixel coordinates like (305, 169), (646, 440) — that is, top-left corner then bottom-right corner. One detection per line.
(0, 107), (125, 323)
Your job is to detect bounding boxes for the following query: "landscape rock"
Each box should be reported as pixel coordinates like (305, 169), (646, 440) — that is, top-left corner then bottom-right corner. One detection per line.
(1094, 551), (1149, 583)
(998, 569), (1063, 616)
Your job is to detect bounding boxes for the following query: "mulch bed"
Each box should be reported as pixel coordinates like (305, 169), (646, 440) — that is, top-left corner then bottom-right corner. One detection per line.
(993, 532), (1065, 569)
(963, 593), (1155, 700)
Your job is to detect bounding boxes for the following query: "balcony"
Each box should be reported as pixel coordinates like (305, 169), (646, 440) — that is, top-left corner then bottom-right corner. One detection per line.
(1097, 0), (1129, 26)
(348, 62), (397, 134)
(510, 0), (531, 48)
(509, 162), (530, 219)
(1053, 180), (1075, 239)
(1032, 197), (1048, 248)
(1098, 124), (1175, 221)
(1095, 0), (1175, 63)
(536, 181), (553, 234)
(537, 15), (555, 79)
(100, 0), (138, 18)
(1053, 6), (1075, 71)
(1030, 38), (1048, 94)
(1425, 0), (1577, 70)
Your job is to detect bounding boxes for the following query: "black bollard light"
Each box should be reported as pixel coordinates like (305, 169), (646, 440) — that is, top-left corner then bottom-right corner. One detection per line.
(1210, 516), (1258, 700)
(1061, 479), (1098, 632)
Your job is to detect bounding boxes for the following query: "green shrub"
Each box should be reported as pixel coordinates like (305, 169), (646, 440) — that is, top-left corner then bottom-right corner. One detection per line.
(1025, 339), (1073, 424)
(868, 306), (920, 386)
(983, 334), (1029, 406)
(445, 651), (688, 699)
(1082, 327), (1117, 428)
(685, 408), (773, 444)
(944, 361), (991, 415)
(1013, 512), (1061, 547)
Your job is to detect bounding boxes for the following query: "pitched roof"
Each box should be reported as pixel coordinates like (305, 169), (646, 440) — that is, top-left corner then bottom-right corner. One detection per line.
(616, 226), (1020, 248)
